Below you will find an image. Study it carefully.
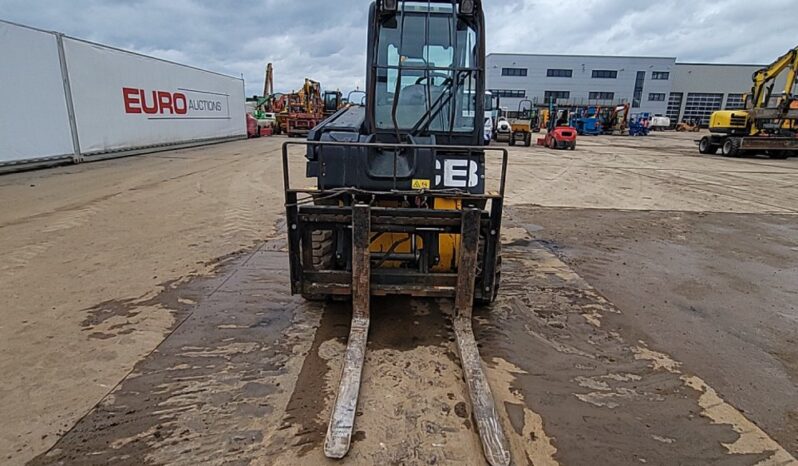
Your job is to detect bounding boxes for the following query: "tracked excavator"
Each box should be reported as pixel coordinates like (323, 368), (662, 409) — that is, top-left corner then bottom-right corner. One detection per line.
(699, 44), (798, 158)
(280, 1), (510, 464)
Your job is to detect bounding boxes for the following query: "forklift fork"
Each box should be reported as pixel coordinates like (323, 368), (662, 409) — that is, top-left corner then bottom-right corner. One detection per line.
(324, 204), (371, 458)
(453, 209), (510, 466)
(323, 205), (511, 466)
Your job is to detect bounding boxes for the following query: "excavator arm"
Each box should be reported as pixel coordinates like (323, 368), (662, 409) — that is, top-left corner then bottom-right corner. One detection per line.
(752, 46), (798, 109)
(263, 63), (274, 100)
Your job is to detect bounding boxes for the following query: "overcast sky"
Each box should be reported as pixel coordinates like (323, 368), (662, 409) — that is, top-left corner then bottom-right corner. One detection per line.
(1, 0), (794, 96)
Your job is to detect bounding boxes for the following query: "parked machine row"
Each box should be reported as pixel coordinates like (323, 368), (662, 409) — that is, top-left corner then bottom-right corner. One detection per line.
(487, 98), (672, 151)
(246, 64), (349, 138)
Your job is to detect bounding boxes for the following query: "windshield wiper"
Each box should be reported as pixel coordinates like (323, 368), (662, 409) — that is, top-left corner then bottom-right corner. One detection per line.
(409, 70), (470, 137)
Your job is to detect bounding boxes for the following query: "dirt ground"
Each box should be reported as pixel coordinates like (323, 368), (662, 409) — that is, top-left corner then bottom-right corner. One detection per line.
(1, 132), (797, 465)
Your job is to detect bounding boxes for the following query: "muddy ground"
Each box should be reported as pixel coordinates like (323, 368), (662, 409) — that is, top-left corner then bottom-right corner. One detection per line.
(2, 132), (797, 465)
(515, 208), (798, 453)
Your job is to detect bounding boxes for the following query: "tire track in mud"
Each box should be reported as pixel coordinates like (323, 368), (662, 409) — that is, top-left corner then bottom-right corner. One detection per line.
(29, 237), (319, 466)
(1, 141), (294, 465)
(40, 204), (103, 233)
(221, 155), (277, 247)
(264, 298), (486, 465)
(480, 222), (797, 465)
(0, 201), (108, 279)
(28, 218), (797, 465)
(0, 243), (53, 275)
(0, 159), (221, 279)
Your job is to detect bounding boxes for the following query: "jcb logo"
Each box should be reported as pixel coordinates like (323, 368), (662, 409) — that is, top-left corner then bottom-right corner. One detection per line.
(435, 159), (479, 188)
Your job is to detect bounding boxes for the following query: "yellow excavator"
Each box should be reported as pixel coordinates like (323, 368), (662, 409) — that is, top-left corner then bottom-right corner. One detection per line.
(699, 44), (798, 158)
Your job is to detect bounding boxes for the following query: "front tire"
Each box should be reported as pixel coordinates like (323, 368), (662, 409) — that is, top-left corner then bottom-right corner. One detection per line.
(699, 136), (718, 154)
(301, 230), (335, 301)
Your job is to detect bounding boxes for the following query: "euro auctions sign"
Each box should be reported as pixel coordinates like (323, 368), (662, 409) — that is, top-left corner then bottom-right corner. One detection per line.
(122, 87), (231, 120)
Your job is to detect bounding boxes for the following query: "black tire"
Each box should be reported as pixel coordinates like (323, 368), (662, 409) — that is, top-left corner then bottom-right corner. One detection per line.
(769, 150), (790, 159)
(524, 133), (532, 146)
(721, 138), (741, 157)
(699, 136), (718, 154)
(475, 241), (502, 306)
(509, 136), (516, 146)
(548, 137), (557, 149)
(301, 230), (334, 301)
(569, 143), (576, 151)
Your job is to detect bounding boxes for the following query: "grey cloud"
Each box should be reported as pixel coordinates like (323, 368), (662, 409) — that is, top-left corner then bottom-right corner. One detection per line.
(2, 0), (794, 97)
(486, 0), (795, 66)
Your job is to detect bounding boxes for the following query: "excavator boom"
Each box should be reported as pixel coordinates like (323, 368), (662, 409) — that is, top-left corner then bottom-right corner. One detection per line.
(752, 46), (798, 108)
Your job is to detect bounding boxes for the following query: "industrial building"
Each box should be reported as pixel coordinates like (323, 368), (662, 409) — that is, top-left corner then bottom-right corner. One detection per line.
(487, 53), (774, 125)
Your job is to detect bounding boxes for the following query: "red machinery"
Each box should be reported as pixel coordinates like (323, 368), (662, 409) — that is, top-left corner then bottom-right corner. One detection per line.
(537, 103), (576, 150)
(255, 64), (325, 137)
(247, 114), (258, 138)
(276, 79), (324, 137)
(247, 114), (274, 138)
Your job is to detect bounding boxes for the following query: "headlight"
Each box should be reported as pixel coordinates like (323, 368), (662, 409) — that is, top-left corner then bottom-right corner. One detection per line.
(382, 0), (398, 12)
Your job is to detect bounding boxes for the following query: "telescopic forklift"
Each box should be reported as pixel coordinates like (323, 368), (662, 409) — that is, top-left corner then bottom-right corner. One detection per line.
(699, 44), (798, 158)
(280, 1), (510, 464)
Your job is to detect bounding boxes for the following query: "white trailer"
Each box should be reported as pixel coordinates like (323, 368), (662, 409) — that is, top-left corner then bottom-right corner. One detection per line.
(0, 21), (76, 169)
(0, 19), (246, 173)
(650, 116), (672, 131)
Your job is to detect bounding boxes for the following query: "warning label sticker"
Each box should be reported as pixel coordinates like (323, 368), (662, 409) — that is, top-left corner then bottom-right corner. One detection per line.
(412, 179), (431, 189)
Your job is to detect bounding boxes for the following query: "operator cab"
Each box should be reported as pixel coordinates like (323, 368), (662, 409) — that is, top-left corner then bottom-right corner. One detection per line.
(367, 0), (485, 146)
(305, 0), (487, 192)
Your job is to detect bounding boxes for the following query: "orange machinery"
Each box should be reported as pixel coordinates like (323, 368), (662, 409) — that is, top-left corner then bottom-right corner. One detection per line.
(276, 79), (324, 137)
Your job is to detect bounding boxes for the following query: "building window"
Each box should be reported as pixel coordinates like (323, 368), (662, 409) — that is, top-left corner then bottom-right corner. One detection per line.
(725, 94), (746, 110)
(648, 93), (666, 101)
(502, 67), (528, 77)
(632, 71), (646, 108)
(547, 68), (572, 78)
(589, 91), (615, 100)
(592, 70), (618, 79)
(666, 93), (683, 123)
(652, 71), (670, 80)
(489, 89), (526, 98)
(544, 90), (570, 102)
(683, 93), (723, 126)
